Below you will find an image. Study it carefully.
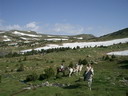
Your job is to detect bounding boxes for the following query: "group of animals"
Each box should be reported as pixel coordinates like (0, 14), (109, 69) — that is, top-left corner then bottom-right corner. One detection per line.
(57, 64), (84, 77)
(57, 63), (94, 90)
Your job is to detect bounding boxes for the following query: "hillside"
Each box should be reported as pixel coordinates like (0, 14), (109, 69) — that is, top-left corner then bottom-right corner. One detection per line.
(0, 28), (128, 96)
(1, 28), (128, 45)
(0, 30), (45, 42)
(0, 30), (95, 43)
(69, 34), (95, 40)
(0, 42), (128, 96)
(96, 28), (128, 41)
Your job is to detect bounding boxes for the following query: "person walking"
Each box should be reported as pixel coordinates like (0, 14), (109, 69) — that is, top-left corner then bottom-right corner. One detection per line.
(83, 63), (94, 90)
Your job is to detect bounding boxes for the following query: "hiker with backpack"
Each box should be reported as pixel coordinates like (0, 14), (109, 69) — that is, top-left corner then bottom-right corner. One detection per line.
(83, 63), (94, 90)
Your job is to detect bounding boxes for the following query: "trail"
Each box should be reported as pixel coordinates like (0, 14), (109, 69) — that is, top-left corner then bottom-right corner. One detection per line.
(11, 89), (28, 96)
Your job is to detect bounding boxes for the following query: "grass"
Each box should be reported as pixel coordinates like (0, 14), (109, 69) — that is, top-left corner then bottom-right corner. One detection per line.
(0, 43), (128, 96)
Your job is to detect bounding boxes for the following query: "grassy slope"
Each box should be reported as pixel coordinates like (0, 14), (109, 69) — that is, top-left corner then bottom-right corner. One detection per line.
(0, 43), (128, 96)
(97, 28), (128, 41)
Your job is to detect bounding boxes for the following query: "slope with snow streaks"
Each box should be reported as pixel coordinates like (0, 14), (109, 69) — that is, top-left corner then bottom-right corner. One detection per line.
(20, 38), (128, 53)
(13, 31), (42, 37)
(3, 35), (11, 42)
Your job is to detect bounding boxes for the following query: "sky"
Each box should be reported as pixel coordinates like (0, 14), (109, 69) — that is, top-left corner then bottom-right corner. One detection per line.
(0, 0), (128, 36)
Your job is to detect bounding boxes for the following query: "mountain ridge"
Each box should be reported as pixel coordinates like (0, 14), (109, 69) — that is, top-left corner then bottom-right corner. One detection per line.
(0, 28), (128, 43)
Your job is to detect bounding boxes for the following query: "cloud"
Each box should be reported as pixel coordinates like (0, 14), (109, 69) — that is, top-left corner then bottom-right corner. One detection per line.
(86, 27), (93, 31)
(0, 24), (21, 30)
(0, 19), (4, 26)
(42, 23), (85, 35)
(0, 21), (40, 32)
(0, 20), (95, 35)
(25, 22), (40, 31)
(7, 24), (21, 30)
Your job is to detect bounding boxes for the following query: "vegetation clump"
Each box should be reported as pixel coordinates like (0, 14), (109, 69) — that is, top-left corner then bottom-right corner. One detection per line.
(26, 72), (38, 82)
(39, 67), (55, 80)
(102, 55), (116, 61)
(0, 75), (1, 83)
(17, 63), (24, 72)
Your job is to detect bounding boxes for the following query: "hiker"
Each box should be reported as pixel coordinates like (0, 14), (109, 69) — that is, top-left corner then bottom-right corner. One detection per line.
(56, 64), (65, 76)
(83, 63), (94, 90)
(60, 63), (64, 71)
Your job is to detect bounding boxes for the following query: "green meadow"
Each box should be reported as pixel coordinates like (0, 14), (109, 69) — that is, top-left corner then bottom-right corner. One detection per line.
(0, 43), (128, 96)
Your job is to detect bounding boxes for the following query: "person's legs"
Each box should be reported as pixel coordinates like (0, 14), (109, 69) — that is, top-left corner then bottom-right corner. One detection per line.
(88, 79), (92, 90)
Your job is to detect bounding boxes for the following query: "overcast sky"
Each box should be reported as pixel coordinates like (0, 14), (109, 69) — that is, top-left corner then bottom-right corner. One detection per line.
(0, 0), (128, 36)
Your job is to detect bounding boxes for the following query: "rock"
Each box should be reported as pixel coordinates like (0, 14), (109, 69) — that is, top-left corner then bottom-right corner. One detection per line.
(23, 87), (31, 90)
(119, 78), (128, 86)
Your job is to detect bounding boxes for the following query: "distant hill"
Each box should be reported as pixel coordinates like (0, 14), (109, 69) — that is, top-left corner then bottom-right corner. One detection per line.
(0, 28), (128, 43)
(0, 30), (45, 42)
(69, 34), (95, 40)
(0, 30), (96, 44)
(97, 28), (128, 41)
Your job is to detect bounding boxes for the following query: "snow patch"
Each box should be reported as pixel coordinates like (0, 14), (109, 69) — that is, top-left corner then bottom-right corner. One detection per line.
(3, 35), (11, 41)
(20, 49), (32, 53)
(3, 35), (8, 38)
(47, 35), (55, 37)
(13, 31), (42, 37)
(73, 37), (83, 40)
(20, 38), (128, 53)
(107, 50), (128, 56)
(44, 38), (68, 41)
(20, 37), (28, 40)
(77, 37), (83, 40)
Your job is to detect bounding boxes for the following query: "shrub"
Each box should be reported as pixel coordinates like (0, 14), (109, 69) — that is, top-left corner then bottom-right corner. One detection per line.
(69, 62), (74, 68)
(0, 75), (1, 83)
(111, 54), (116, 59)
(44, 67), (55, 79)
(109, 55), (116, 61)
(76, 46), (80, 49)
(11, 69), (13, 72)
(62, 59), (65, 63)
(18, 59), (22, 62)
(50, 60), (54, 63)
(55, 92), (63, 96)
(78, 59), (82, 64)
(39, 74), (47, 80)
(81, 59), (88, 65)
(17, 63), (24, 72)
(103, 55), (110, 60)
(56, 73), (62, 79)
(26, 72), (38, 82)
(23, 56), (27, 61)
(73, 47), (76, 50)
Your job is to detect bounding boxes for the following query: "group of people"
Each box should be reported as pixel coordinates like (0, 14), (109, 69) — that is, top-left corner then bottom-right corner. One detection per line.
(59, 63), (94, 90)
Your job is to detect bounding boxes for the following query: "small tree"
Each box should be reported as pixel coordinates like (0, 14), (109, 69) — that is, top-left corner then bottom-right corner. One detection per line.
(81, 59), (88, 65)
(111, 54), (116, 59)
(69, 62), (74, 68)
(103, 55), (110, 60)
(17, 63), (24, 72)
(78, 59), (82, 65)
(76, 46), (80, 49)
